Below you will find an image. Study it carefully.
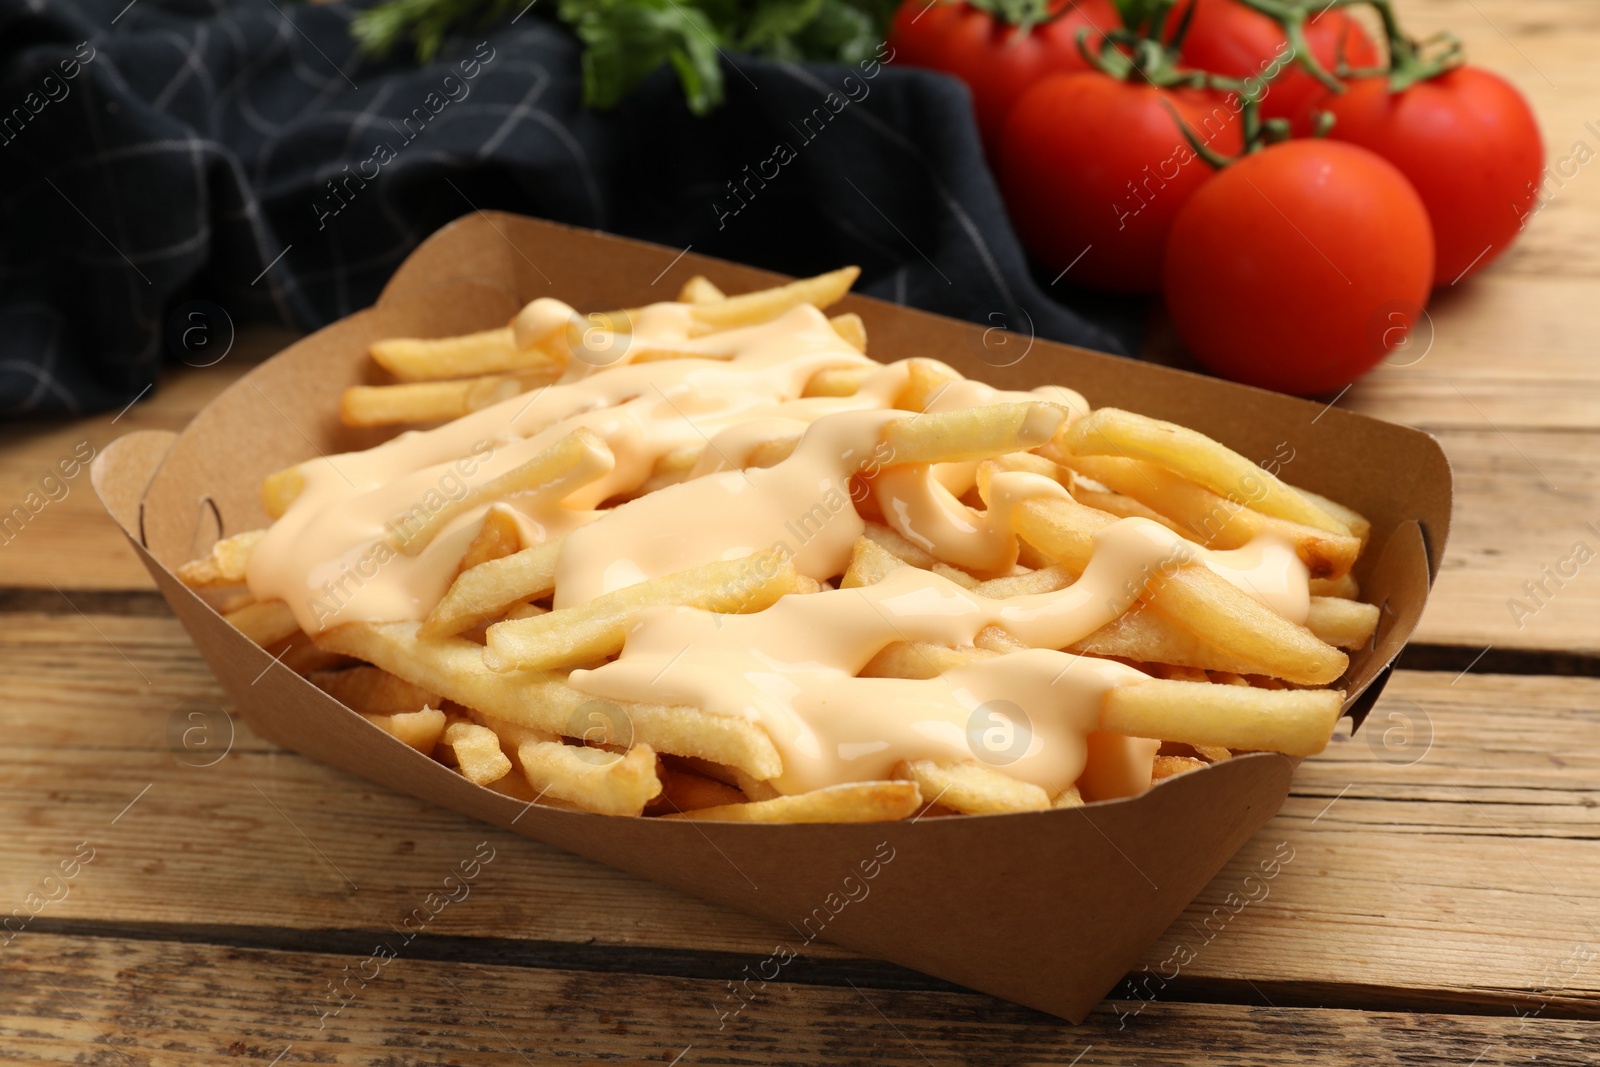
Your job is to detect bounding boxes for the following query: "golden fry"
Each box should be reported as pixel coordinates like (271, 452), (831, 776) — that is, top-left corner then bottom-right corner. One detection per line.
(177, 530), (265, 588)
(892, 760), (1050, 814)
(1065, 408), (1351, 535)
(370, 327), (562, 382)
(484, 548), (797, 672)
(1101, 680), (1344, 758)
(663, 780), (921, 823)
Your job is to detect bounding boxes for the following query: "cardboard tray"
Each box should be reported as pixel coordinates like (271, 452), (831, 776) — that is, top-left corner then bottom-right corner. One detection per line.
(92, 212), (1452, 1023)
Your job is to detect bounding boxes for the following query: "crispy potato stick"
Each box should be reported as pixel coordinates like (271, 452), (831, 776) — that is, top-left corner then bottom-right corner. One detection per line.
(884, 402), (1066, 465)
(422, 535), (564, 639)
(340, 370), (557, 428)
(663, 780), (922, 823)
(1070, 486), (1187, 534)
(974, 625), (1029, 654)
(1068, 608), (1275, 676)
(897, 359), (962, 412)
(261, 466), (304, 520)
(470, 711), (559, 753)
(585, 269), (862, 336)
(362, 707), (448, 753)
(859, 641), (991, 680)
(689, 267), (859, 330)
(1053, 784), (1085, 808)
(1055, 453), (1360, 579)
(223, 599), (299, 646)
(177, 530), (265, 587)
(803, 366), (873, 398)
(1300, 487), (1371, 545)
(370, 327), (563, 382)
(516, 740), (662, 816)
(1011, 495), (1348, 685)
(392, 430), (612, 556)
(314, 621), (784, 779)
(1150, 568), (1348, 685)
(1152, 755), (1208, 781)
(1310, 573), (1360, 599)
(457, 504), (524, 575)
(678, 275), (725, 304)
(442, 721), (513, 785)
(972, 563), (1077, 599)
(861, 520), (938, 567)
(931, 562), (980, 589)
(841, 535), (906, 589)
(1008, 494), (1106, 571)
(484, 548), (798, 672)
(310, 665), (441, 713)
(1101, 680), (1344, 757)
(893, 760), (1050, 814)
(1306, 595), (1380, 649)
(1065, 409), (1351, 535)
(1195, 745), (1233, 762)
(829, 312), (867, 352)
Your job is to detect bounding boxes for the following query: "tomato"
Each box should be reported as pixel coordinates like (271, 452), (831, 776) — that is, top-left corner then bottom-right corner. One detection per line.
(998, 71), (1241, 293)
(1162, 140), (1434, 396)
(888, 0), (1117, 148)
(1309, 67), (1544, 286)
(1170, 0), (1378, 132)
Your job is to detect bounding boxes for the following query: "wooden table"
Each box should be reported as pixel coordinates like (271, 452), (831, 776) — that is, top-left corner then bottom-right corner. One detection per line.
(4, 2), (1597, 1062)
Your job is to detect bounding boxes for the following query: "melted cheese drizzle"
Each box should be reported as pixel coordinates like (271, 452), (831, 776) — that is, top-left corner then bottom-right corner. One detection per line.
(248, 298), (1311, 799)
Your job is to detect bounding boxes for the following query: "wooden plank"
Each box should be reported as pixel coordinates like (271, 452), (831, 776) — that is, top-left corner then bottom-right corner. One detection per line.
(3, 932), (1597, 1066)
(1415, 429), (1600, 654)
(5, 611), (1598, 1011)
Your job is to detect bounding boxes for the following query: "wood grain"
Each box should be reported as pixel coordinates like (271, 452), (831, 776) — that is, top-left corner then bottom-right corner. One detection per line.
(3, 932), (1597, 1066)
(5, 611), (1598, 1013)
(2, 3), (1596, 1058)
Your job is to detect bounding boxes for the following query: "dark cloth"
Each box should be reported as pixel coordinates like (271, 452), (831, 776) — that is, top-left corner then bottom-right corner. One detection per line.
(0, 0), (1136, 418)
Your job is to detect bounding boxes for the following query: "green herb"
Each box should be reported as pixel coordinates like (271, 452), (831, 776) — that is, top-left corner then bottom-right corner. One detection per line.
(350, 0), (898, 115)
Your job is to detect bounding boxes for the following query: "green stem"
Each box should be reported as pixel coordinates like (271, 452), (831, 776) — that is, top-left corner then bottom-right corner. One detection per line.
(1227, 0), (1464, 93)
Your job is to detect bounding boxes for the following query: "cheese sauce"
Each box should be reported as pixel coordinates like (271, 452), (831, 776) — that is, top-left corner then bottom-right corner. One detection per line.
(247, 295), (1311, 798)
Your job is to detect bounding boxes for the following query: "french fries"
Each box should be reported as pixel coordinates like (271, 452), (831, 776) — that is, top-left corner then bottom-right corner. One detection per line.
(893, 760), (1051, 815)
(176, 530), (264, 587)
(483, 548), (798, 672)
(1102, 681), (1344, 758)
(664, 781), (922, 823)
(341, 370), (558, 428)
(183, 267), (1384, 823)
(370, 328), (560, 382)
(1065, 408), (1356, 535)
(424, 535), (565, 639)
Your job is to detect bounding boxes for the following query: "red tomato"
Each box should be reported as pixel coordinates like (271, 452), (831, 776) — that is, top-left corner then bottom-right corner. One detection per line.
(888, 0), (1118, 148)
(1309, 67), (1544, 286)
(998, 71), (1241, 293)
(1162, 140), (1434, 396)
(1170, 0), (1378, 131)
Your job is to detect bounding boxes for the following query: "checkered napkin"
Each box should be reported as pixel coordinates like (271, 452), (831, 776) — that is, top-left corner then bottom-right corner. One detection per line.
(0, 0), (1132, 418)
